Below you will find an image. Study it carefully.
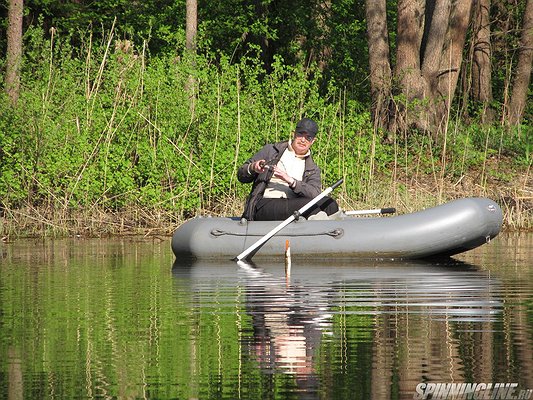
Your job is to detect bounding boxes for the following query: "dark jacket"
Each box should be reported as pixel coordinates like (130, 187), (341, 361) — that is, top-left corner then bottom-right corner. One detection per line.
(237, 141), (322, 220)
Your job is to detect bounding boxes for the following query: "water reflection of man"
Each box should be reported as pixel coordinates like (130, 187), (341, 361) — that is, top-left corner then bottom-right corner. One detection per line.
(243, 278), (327, 398)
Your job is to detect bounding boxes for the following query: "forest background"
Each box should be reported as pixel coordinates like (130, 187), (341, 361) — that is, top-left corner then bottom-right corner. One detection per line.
(1, 0), (532, 237)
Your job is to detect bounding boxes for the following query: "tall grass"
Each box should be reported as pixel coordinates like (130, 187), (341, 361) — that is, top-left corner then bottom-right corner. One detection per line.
(0, 26), (531, 236)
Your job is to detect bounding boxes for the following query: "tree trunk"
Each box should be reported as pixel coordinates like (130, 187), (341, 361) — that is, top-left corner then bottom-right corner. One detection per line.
(508, 0), (533, 125)
(420, 0), (452, 132)
(365, 0), (392, 132)
(421, 0), (451, 79)
(434, 0), (473, 131)
(366, 0), (473, 138)
(185, 0), (198, 114)
(471, 0), (494, 123)
(5, 0), (24, 105)
(315, 0), (332, 73)
(393, 0), (430, 132)
(186, 0), (197, 52)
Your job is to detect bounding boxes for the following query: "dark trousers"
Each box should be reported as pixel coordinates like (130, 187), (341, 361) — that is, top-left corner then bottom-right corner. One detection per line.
(254, 196), (339, 221)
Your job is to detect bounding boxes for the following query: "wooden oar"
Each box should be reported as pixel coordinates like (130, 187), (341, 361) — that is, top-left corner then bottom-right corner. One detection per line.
(344, 207), (396, 216)
(235, 178), (344, 261)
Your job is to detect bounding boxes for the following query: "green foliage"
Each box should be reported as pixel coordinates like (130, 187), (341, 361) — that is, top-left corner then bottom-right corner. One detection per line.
(449, 124), (533, 169)
(2, 0), (377, 101)
(0, 22), (530, 220)
(322, 0), (369, 99)
(3, 0), (531, 125)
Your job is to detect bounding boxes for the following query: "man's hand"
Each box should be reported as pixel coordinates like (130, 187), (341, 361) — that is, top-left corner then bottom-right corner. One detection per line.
(272, 166), (295, 187)
(251, 159), (267, 173)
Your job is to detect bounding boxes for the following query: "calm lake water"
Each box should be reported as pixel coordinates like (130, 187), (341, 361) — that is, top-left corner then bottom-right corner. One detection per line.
(0, 232), (532, 399)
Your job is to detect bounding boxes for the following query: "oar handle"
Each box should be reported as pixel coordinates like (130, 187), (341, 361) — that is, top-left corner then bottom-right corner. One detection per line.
(344, 207), (396, 216)
(330, 178), (344, 190)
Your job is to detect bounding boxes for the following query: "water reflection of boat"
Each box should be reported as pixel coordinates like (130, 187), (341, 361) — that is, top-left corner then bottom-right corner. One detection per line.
(172, 259), (505, 399)
(172, 258), (502, 323)
(171, 197), (503, 260)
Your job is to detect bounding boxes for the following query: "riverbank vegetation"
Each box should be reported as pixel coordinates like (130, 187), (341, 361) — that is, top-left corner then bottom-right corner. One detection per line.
(1, 1), (531, 237)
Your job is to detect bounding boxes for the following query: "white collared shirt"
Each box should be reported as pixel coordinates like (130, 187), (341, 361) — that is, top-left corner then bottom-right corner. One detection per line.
(263, 141), (308, 199)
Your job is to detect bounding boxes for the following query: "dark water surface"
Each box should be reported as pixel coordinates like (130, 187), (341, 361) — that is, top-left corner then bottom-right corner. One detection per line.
(0, 233), (532, 399)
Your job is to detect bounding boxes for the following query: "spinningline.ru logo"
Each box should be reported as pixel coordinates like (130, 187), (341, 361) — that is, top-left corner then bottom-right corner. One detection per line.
(413, 382), (532, 399)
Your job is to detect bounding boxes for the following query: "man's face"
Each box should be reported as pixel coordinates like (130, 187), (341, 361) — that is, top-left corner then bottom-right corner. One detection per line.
(292, 132), (315, 155)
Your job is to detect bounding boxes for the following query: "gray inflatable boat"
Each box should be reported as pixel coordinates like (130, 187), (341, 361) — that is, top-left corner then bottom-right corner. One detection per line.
(171, 197), (502, 261)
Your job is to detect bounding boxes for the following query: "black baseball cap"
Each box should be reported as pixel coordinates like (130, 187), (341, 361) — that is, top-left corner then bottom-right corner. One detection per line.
(295, 118), (318, 137)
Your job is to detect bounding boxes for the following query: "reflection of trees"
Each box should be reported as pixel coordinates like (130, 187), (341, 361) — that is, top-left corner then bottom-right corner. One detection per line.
(1, 236), (532, 399)
(7, 347), (23, 400)
(311, 263), (503, 399)
(458, 232), (533, 389)
(366, 265), (533, 398)
(370, 307), (533, 398)
(232, 257), (533, 399)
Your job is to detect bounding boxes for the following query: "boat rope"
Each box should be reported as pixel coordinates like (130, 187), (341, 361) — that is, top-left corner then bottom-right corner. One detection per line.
(210, 228), (344, 238)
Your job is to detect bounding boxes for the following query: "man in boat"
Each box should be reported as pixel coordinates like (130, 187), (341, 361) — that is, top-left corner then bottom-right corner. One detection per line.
(237, 117), (339, 221)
